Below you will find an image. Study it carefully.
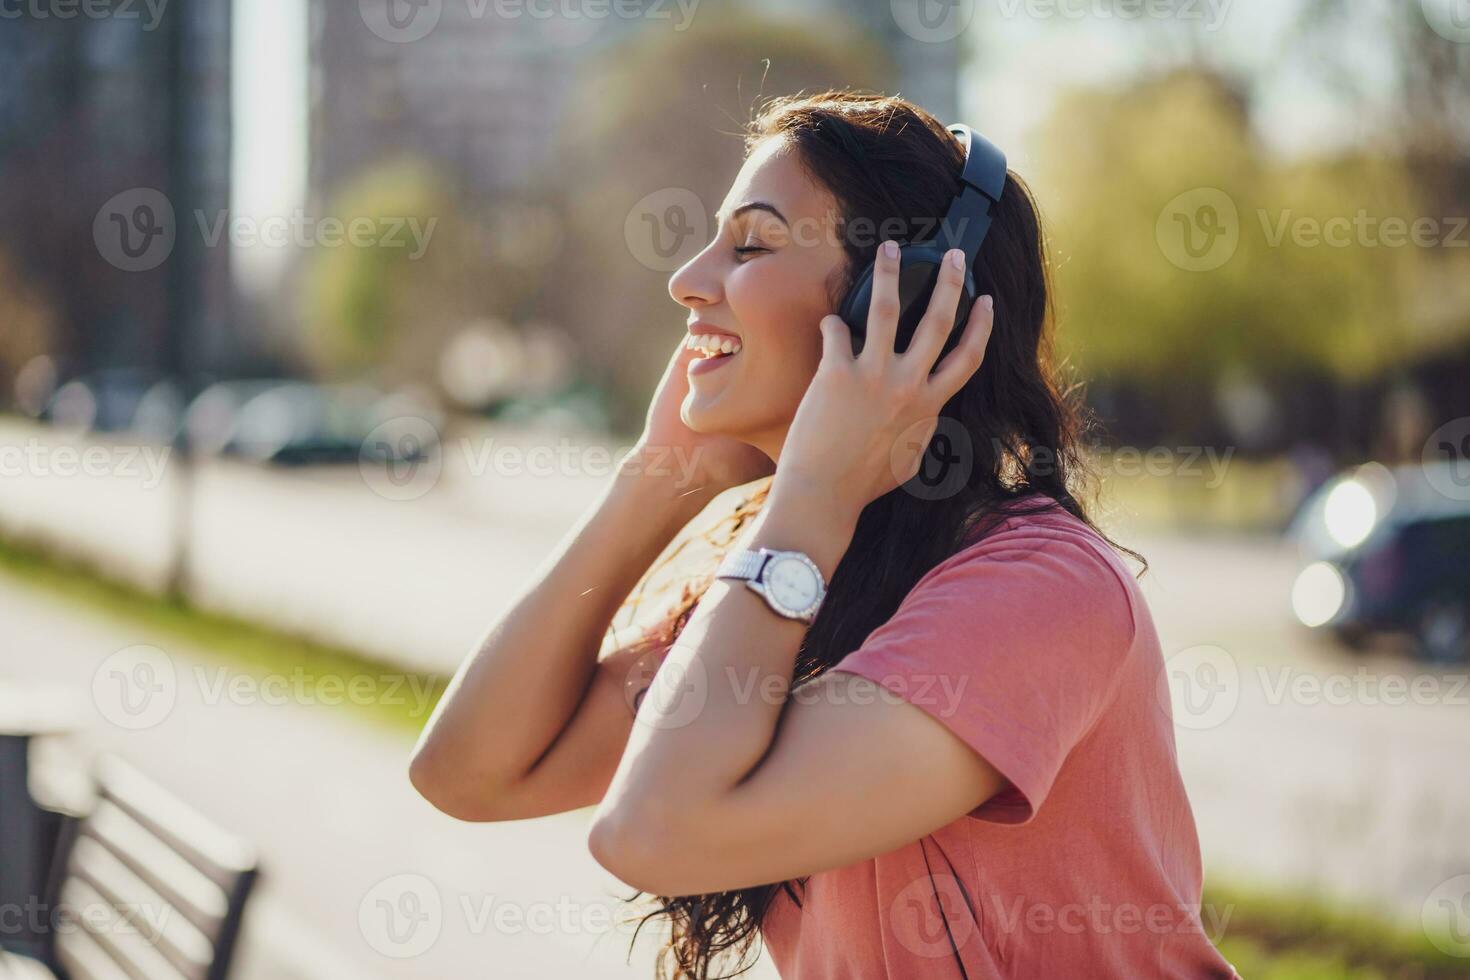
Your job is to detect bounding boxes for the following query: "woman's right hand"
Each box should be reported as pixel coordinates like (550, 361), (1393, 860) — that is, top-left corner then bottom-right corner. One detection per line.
(625, 336), (775, 498)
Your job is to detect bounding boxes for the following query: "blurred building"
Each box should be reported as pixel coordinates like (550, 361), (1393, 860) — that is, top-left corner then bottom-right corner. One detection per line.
(0, 23), (77, 159)
(751, 0), (960, 121)
(306, 1), (589, 204)
(169, 0), (235, 376)
(0, 3), (233, 377)
(306, 0), (958, 206)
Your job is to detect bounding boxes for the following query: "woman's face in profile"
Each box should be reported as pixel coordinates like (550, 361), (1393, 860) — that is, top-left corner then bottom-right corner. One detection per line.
(667, 137), (849, 455)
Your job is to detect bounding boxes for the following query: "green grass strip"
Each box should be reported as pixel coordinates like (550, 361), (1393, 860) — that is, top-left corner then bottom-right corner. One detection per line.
(0, 534), (445, 735)
(1203, 882), (1468, 979)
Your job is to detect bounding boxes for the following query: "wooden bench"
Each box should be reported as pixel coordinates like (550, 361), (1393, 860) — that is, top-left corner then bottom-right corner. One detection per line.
(2, 754), (260, 980)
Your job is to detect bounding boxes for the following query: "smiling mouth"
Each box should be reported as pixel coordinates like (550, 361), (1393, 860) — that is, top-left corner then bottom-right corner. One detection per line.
(686, 334), (743, 359)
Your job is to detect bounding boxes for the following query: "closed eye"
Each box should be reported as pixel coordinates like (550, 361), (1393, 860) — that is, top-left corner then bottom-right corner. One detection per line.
(734, 245), (768, 260)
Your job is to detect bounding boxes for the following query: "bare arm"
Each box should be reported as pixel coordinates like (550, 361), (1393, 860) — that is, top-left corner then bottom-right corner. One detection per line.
(408, 454), (717, 822)
(410, 330), (776, 822)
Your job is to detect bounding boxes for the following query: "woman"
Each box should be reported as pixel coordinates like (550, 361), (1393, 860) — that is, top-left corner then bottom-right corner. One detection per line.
(409, 90), (1240, 980)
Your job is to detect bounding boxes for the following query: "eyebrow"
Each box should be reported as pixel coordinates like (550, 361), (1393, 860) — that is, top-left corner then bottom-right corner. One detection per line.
(718, 201), (790, 226)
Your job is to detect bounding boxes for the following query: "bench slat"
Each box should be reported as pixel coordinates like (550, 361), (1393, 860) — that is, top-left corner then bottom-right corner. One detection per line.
(95, 758), (255, 887)
(37, 756), (260, 980)
(80, 802), (228, 940)
(67, 834), (213, 980)
(55, 878), (187, 980)
(54, 925), (134, 980)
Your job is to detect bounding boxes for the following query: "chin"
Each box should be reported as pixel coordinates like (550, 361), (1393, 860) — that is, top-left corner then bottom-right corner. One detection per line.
(680, 394), (742, 438)
(679, 406), (723, 436)
(678, 396), (715, 433)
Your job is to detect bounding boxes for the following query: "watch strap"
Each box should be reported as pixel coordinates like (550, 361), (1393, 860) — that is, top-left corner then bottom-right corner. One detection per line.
(716, 548), (767, 582)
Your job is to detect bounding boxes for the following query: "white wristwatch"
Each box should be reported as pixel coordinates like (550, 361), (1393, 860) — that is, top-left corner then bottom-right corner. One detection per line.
(715, 547), (827, 624)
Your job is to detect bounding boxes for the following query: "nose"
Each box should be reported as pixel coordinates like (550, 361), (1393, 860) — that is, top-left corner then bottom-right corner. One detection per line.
(668, 238), (723, 310)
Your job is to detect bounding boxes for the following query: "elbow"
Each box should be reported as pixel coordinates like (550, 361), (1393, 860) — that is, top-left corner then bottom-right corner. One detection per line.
(408, 739), (510, 823)
(587, 811), (668, 895)
(587, 802), (699, 897)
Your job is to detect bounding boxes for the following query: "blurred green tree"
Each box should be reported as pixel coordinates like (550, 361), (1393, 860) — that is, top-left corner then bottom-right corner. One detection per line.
(1034, 67), (1430, 400)
(296, 158), (560, 394)
(1288, 0), (1470, 366)
(297, 157), (448, 379)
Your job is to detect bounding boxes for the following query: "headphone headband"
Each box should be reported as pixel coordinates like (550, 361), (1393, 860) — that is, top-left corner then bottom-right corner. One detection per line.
(939, 123), (1008, 258)
(948, 124), (1007, 201)
(835, 120), (1008, 347)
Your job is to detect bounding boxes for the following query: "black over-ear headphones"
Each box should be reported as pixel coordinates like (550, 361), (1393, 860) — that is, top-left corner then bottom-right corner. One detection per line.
(837, 124), (1007, 355)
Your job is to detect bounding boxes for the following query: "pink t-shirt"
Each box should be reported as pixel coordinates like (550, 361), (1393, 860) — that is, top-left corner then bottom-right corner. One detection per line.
(758, 497), (1240, 979)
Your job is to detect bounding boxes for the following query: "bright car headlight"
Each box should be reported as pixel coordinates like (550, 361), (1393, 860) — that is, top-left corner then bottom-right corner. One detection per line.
(1322, 479), (1379, 550)
(1292, 561), (1349, 628)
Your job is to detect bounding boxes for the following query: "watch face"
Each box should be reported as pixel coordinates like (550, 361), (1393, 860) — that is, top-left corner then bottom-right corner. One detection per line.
(764, 555), (821, 614)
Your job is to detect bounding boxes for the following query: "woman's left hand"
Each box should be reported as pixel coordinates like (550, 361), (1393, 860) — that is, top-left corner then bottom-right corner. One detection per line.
(775, 240), (995, 519)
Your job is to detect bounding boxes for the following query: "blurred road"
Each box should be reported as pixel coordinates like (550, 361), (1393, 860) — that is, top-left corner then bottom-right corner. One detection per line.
(0, 417), (622, 672)
(2, 416), (1469, 970)
(1135, 535), (1470, 925)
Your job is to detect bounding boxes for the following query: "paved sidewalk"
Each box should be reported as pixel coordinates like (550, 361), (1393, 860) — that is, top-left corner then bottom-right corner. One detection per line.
(0, 574), (779, 980)
(1134, 535), (1470, 926)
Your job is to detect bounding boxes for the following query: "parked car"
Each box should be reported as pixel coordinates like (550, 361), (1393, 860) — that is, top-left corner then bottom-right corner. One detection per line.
(42, 368), (183, 441)
(1287, 461), (1470, 663)
(182, 378), (294, 455)
(184, 379), (440, 466)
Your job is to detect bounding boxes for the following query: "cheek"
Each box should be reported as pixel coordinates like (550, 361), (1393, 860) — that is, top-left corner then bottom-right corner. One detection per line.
(726, 263), (828, 371)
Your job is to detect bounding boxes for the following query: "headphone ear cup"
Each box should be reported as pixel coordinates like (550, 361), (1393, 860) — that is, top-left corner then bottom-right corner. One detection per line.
(838, 247), (977, 356)
(900, 247), (979, 333)
(837, 261), (876, 355)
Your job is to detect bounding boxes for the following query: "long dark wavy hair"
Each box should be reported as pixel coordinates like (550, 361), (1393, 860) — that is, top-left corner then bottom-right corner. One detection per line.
(608, 89), (1146, 980)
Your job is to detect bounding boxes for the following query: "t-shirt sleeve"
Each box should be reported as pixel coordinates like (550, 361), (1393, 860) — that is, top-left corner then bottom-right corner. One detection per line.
(826, 524), (1138, 824)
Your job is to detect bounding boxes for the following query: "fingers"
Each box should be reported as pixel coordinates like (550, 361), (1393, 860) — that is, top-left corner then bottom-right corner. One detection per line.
(863, 239), (902, 358)
(928, 292), (994, 402)
(818, 314), (856, 368)
(905, 247), (969, 372)
(660, 334), (697, 384)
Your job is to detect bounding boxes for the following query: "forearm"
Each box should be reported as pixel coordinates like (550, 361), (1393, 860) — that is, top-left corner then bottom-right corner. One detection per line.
(595, 476), (858, 824)
(411, 456), (716, 801)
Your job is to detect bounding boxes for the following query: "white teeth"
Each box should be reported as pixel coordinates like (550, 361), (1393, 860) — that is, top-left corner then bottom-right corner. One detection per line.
(686, 333), (742, 356)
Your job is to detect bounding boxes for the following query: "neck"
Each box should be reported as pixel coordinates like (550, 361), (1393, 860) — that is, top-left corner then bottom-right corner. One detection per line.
(745, 425), (789, 469)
